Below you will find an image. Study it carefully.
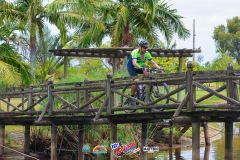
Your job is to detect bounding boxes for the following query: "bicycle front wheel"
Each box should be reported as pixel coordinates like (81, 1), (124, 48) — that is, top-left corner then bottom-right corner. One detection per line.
(151, 83), (170, 112)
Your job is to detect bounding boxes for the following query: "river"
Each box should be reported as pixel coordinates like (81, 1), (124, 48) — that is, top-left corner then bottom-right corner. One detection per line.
(0, 123), (240, 160)
(154, 122), (240, 160)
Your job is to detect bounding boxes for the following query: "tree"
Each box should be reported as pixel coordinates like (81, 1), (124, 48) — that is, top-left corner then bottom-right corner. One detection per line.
(68, 0), (190, 48)
(0, 43), (31, 86)
(0, 0), (68, 76)
(213, 16), (240, 64)
(0, 20), (31, 86)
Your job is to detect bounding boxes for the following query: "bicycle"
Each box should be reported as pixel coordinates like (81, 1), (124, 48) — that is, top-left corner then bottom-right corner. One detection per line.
(121, 68), (170, 113)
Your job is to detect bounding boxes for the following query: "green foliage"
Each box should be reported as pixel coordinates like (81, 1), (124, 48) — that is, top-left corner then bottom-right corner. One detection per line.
(0, 43), (32, 86)
(67, 0), (190, 47)
(213, 16), (240, 63)
(145, 57), (188, 73)
(197, 50), (240, 71)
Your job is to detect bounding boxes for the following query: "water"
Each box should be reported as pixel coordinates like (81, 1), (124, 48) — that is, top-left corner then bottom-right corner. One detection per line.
(154, 122), (240, 160)
(1, 123), (240, 160)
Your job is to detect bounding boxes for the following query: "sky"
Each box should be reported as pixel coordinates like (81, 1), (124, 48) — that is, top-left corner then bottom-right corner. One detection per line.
(171, 0), (240, 64)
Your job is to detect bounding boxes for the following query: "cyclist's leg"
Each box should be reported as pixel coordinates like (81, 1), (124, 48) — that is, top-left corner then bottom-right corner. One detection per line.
(127, 67), (142, 96)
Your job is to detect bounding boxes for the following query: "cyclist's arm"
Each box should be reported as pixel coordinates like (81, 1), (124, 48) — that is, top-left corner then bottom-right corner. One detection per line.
(150, 60), (161, 70)
(132, 59), (142, 69)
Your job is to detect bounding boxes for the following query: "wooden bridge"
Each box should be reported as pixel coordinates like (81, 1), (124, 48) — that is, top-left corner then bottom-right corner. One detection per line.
(0, 61), (239, 160)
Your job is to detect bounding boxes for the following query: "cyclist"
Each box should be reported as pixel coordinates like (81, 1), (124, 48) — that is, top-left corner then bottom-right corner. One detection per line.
(127, 40), (164, 99)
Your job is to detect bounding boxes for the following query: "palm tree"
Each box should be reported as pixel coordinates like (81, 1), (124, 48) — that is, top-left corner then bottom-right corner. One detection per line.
(0, 0), (68, 76)
(69, 0), (190, 47)
(0, 43), (31, 86)
(0, 20), (32, 86)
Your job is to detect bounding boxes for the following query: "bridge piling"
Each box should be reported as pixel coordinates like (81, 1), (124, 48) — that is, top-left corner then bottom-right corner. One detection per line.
(0, 125), (5, 155)
(140, 123), (148, 160)
(24, 125), (30, 154)
(192, 122), (200, 160)
(225, 63), (234, 159)
(78, 125), (84, 160)
(110, 124), (117, 160)
(51, 125), (57, 160)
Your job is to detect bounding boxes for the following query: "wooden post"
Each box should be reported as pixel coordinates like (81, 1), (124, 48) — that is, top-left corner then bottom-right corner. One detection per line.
(225, 122), (233, 159)
(192, 122), (200, 160)
(225, 63), (233, 159)
(175, 148), (181, 159)
(177, 56), (183, 101)
(84, 79), (90, 115)
(76, 83), (81, 108)
(28, 84), (34, 111)
(78, 125), (84, 160)
(48, 80), (54, 116)
(186, 61), (194, 111)
(140, 123), (148, 160)
(144, 77), (151, 112)
(110, 124), (117, 160)
(175, 57), (183, 144)
(21, 88), (25, 111)
(0, 125), (5, 155)
(169, 125), (173, 147)
(24, 125), (30, 154)
(202, 122), (210, 145)
(112, 58), (118, 74)
(204, 145), (210, 160)
(51, 125), (57, 160)
(64, 56), (68, 78)
(106, 73), (113, 115)
(7, 98), (10, 112)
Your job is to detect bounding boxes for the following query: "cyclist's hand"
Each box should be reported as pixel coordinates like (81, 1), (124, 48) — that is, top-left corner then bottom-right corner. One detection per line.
(158, 67), (165, 73)
(140, 67), (147, 71)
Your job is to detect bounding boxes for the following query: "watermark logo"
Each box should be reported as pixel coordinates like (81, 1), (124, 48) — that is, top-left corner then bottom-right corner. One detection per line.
(92, 145), (107, 154)
(82, 144), (91, 154)
(111, 141), (137, 157)
(111, 143), (119, 150)
(143, 146), (159, 153)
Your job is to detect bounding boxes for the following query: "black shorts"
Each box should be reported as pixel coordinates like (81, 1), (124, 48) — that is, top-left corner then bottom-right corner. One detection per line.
(127, 67), (143, 76)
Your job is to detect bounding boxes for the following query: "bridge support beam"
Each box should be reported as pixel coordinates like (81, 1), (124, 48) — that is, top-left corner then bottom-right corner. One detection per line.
(0, 125), (5, 155)
(24, 125), (30, 154)
(78, 125), (84, 160)
(140, 123), (148, 160)
(51, 125), (57, 160)
(225, 121), (233, 159)
(202, 122), (210, 145)
(110, 124), (117, 160)
(192, 122), (200, 160)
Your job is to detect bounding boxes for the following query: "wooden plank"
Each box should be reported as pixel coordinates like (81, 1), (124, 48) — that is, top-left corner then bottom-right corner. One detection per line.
(194, 81), (240, 105)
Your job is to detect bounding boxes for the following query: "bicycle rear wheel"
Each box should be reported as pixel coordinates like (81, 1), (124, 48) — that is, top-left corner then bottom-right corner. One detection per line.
(151, 83), (170, 112)
(121, 85), (136, 113)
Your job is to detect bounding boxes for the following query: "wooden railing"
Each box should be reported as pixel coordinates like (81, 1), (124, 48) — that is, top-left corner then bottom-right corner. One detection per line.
(0, 62), (240, 123)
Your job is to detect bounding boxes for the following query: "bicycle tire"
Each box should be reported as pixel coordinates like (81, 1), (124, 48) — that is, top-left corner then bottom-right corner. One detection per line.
(151, 83), (170, 112)
(121, 85), (136, 113)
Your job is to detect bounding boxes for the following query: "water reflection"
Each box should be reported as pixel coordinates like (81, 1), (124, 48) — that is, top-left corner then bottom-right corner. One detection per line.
(1, 123), (240, 160)
(155, 123), (240, 160)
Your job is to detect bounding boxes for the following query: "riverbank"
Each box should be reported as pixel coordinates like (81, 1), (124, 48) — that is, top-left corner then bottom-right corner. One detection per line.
(157, 123), (223, 150)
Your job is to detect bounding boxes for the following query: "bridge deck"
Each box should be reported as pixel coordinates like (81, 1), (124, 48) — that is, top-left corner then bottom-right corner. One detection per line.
(0, 63), (240, 126)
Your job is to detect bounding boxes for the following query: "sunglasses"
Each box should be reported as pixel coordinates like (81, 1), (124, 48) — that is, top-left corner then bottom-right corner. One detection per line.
(142, 46), (148, 49)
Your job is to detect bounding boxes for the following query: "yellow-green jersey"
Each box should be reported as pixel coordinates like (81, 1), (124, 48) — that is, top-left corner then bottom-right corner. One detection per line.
(127, 49), (152, 68)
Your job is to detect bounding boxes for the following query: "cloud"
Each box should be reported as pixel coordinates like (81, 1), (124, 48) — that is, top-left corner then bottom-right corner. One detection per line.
(170, 0), (240, 63)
